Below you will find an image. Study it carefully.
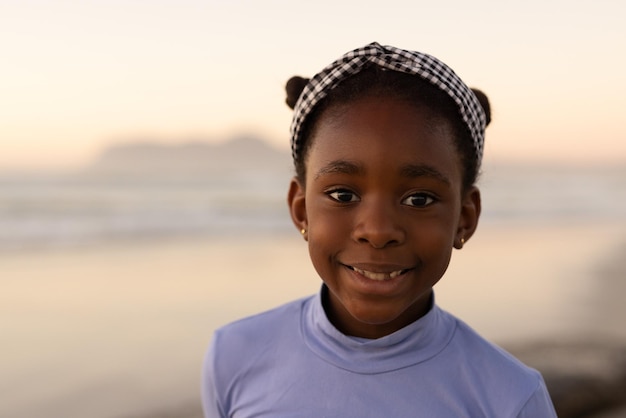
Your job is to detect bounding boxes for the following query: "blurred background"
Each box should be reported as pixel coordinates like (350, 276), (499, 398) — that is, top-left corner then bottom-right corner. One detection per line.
(1, 1), (625, 417)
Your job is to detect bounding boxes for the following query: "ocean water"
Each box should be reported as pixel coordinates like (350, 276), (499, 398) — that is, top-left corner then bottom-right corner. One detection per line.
(1, 163), (624, 252)
(0, 171), (290, 252)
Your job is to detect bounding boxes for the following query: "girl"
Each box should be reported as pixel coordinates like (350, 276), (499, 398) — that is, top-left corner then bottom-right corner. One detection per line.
(202, 42), (557, 417)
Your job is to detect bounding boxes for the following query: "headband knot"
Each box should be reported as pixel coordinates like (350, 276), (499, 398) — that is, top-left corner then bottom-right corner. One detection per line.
(289, 42), (486, 165)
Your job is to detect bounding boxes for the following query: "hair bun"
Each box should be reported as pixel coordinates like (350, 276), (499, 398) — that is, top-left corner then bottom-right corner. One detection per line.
(471, 88), (491, 126)
(285, 76), (309, 109)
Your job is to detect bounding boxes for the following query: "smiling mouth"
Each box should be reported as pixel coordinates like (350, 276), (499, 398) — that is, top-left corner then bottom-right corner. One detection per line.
(348, 266), (410, 281)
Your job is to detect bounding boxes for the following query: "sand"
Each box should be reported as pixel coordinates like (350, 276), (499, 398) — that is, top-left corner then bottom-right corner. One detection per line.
(1, 220), (625, 418)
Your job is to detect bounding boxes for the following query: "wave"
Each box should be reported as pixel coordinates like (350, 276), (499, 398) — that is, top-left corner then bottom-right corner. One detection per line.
(1, 164), (624, 251)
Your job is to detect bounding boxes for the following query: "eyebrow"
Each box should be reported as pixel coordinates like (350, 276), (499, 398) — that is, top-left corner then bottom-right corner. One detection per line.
(314, 160), (364, 180)
(399, 163), (451, 185)
(315, 160), (450, 185)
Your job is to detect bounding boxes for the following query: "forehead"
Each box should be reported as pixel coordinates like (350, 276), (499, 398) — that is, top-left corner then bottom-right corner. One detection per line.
(307, 96), (463, 184)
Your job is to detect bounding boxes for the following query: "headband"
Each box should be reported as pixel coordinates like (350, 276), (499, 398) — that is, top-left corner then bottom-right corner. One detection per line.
(289, 42), (486, 165)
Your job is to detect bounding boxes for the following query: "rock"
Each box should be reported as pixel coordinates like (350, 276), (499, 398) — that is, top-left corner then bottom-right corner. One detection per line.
(509, 340), (626, 418)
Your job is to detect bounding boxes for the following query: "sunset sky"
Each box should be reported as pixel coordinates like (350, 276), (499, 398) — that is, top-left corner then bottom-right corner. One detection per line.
(2, 0), (625, 171)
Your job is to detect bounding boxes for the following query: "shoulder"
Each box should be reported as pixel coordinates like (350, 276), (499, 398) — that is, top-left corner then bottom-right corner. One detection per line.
(445, 310), (541, 378)
(202, 295), (314, 414)
(439, 309), (556, 415)
(207, 295), (312, 369)
(213, 295), (311, 348)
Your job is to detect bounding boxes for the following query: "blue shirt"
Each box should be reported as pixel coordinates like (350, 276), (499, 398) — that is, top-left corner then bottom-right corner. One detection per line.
(202, 289), (556, 417)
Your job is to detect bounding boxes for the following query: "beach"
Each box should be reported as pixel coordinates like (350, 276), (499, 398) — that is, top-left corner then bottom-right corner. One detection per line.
(2, 219), (626, 418)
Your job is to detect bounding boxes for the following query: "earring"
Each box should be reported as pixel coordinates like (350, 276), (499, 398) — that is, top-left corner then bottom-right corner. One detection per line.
(300, 228), (306, 235)
(460, 237), (465, 245)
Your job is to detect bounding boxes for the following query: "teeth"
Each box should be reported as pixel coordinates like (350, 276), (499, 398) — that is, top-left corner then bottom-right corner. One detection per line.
(353, 267), (404, 281)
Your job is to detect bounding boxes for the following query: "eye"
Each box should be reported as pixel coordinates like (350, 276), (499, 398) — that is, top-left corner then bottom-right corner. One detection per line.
(402, 193), (435, 207)
(326, 189), (360, 203)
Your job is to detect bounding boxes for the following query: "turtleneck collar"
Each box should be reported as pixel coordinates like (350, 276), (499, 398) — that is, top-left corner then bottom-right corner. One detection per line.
(300, 286), (457, 374)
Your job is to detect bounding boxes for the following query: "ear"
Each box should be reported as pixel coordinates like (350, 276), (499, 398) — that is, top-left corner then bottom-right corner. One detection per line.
(454, 186), (481, 249)
(287, 177), (308, 239)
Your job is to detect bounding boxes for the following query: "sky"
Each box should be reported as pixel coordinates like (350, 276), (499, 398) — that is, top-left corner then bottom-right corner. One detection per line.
(1, 0), (625, 171)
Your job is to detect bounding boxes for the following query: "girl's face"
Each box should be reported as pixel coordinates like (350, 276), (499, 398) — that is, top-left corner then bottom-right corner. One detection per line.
(288, 95), (480, 339)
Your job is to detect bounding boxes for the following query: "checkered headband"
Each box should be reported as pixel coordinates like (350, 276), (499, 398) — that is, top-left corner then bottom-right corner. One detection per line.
(289, 42), (486, 166)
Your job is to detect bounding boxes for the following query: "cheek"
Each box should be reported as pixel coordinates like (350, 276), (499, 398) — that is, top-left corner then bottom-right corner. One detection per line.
(307, 207), (352, 251)
(408, 214), (457, 261)
(305, 202), (352, 274)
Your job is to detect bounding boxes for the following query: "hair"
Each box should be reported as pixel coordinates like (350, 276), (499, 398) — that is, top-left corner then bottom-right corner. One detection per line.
(285, 66), (492, 192)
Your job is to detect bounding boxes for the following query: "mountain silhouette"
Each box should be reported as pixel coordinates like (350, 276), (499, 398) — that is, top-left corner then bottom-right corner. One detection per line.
(83, 135), (292, 180)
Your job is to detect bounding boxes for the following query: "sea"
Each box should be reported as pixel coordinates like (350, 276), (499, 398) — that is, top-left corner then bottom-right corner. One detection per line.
(1, 162), (624, 252)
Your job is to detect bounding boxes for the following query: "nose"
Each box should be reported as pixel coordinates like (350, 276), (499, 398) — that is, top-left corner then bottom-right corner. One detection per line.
(352, 196), (405, 249)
